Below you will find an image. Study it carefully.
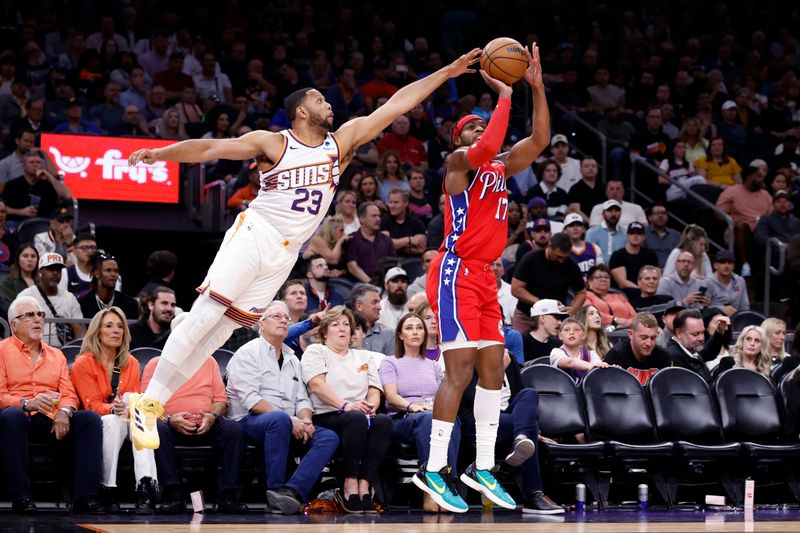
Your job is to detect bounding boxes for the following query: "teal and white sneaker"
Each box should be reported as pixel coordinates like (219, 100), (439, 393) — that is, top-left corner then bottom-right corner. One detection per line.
(412, 464), (469, 513)
(460, 462), (517, 510)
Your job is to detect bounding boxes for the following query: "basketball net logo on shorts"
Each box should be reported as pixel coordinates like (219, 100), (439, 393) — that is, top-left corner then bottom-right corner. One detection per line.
(270, 160), (340, 191)
(50, 146), (169, 184)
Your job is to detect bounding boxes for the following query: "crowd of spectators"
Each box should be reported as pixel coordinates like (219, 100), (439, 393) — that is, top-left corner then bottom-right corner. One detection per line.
(0, 0), (798, 515)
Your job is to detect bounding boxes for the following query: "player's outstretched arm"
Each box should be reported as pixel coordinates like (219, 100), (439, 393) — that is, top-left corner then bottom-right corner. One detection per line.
(335, 48), (481, 154)
(503, 44), (550, 176)
(128, 130), (278, 165)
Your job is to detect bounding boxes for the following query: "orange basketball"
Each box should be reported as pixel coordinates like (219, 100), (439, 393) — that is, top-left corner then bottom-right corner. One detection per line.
(480, 37), (529, 85)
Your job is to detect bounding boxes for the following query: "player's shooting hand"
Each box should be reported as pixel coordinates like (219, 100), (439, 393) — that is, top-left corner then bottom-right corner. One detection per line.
(479, 70), (512, 99)
(523, 43), (543, 89)
(128, 149), (159, 165)
(446, 48), (482, 78)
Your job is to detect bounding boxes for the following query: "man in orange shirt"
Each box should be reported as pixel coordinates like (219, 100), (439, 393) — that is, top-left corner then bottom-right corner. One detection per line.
(141, 352), (247, 513)
(226, 160), (259, 211)
(0, 295), (103, 513)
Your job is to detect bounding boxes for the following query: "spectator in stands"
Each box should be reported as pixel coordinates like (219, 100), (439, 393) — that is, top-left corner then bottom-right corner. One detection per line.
(141, 350), (248, 513)
(657, 251), (712, 310)
(526, 160), (569, 220)
(0, 129), (35, 187)
(360, 59), (399, 112)
(715, 326), (771, 378)
(59, 233), (96, 299)
(4, 149), (72, 221)
(599, 105), (638, 181)
(566, 156), (605, 223)
(119, 67), (149, 112)
(335, 190), (360, 236)
(604, 312), (672, 385)
(491, 258), (517, 325)
(626, 265), (673, 312)
(52, 98), (103, 135)
(303, 215), (347, 273)
(356, 174), (386, 212)
(586, 200), (626, 263)
(226, 160), (259, 211)
(378, 266), (408, 330)
(193, 52), (232, 105)
(0, 295), (103, 513)
(33, 206), (74, 261)
(326, 68), (366, 127)
(408, 248), (436, 298)
(609, 222), (659, 289)
(346, 202), (395, 283)
(379, 313), (458, 511)
(656, 302), (686, 350)
(660, 140), (705, 202)
(631, 106), (670, 168)
(381, 188), (427, 258)
(406, 167), (434, 224)
(644, 203), (681, 268)
(716, 164), (773, 275)
(414, 302), (440, 362)
(586, 67), (625, 111)
(718, 100), (748, 155)
(351, 283), (394, 356)
(516, 212), (553, 264)
(0, 76), (30, 125)
(175, 86), (203, 126)
(378, 115), (427, 168)
(707, 250), (749, 316)
(665, 309), (730, 382)
(523, 299), (567, 362)
(426, 193), (446, 251)
(226, 301), (339, 515)
(78, 252), (139, 320)
(761, 318), (787, 364)
(138, 30), (171, 80)
(663, 225), (712, 279)
(129, 286), (176, 350)
(693, 137), (742, 188)
(89, 81), (124, 134)
(584, 264), (637, 328)
(18, 253), (84, 347)
(588, 179), (648, 228)
(550, 134), (582, 191)
(70, 307), (158, 513)
(153, 53), (194, 103)
(376, 151), (409, 202)
(86, 15), (127, 53)
(138, 250), (177, 297)
(755, 190), (800, 248)
(563, 213), (603, 279)
(304, 254), (344, 313)
(679, 118), (710, 165)
(279, 280), (308, 325)
(512, 233), (586, 333)
(0, 244), (37, 306)
(301, 306), (392, 513)
(550, 317), (609, 379)
(573, 305), (612, 358)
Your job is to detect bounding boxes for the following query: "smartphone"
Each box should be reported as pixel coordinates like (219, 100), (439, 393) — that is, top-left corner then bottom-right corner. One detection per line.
(698, 286), (708, 295)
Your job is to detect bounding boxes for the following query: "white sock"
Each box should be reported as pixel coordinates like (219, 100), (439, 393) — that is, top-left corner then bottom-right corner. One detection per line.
(426, 419), (454, 472)
(474, 385), (501, 470)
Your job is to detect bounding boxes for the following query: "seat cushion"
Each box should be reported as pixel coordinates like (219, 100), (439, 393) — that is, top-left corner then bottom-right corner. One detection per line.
(743, 442), (800, 458)
(608, 441), (674, 457)
(541, 441), (606, 459)
(676, 441), (741, 458)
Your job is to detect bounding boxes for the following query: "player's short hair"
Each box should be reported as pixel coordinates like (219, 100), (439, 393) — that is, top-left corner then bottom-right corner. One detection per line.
(351, 283), (381, 307)
(549, 232), (572, 252)
(285, 87), (315, 121)
(631, 312), (659, 330)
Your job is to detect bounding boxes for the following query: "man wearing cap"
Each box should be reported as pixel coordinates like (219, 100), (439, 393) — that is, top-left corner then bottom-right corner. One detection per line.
(585, 199), (626, 263)
(604, 312), (672, 385)
(523, 299), (566, 362)
(525, 159), (569, 219)
(566, 156), (605, 223)
(609, 222), (659, 289)
(716, 162), (773, 275)
(588, 179), (647, 228)
(644, 202), (680, 268)
(656, 301), (687, 350)
(17, 253), (85, 347)
(3, 149), (72, 221)
(33, 207), (75, 262)
(550, 134), (582, 192)
(227, 160), (260, 211)
(378, 267), (408, 330)
(707, 250), (750, 316)
(0, 128), (35, 187)
(718, 100), (747, 154)
(516, 212), (554, 264)
(0, 76), (30, 124)
(563, 212), (604, 279)
(755, 190), (800, 248)
(52, 98), (102, 135)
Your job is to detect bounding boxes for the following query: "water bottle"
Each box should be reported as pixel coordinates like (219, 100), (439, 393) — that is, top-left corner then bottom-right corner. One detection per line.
(575, 483), (586, 511)
(638, 484), (649, 509)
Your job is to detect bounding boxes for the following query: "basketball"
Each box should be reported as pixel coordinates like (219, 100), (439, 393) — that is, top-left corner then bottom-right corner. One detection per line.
(480, 37), (529, 85)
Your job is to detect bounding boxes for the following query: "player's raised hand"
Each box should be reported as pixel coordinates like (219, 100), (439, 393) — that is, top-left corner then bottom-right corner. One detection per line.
(522, 43), (543, 89)
(446, 48), (482, 78)
(479, 70), (513, 99)
(128, 148), (158, 165)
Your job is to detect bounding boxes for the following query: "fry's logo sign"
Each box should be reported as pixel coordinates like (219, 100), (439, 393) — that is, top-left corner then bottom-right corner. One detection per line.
(41, 134), (179, 204)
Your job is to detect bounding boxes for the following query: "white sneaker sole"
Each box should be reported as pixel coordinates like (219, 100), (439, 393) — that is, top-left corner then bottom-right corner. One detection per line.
(412, 474), (468, 513)
(505, 439), (535, 467)
(459, 473), (517, 510)
(522, 506), (565, 514)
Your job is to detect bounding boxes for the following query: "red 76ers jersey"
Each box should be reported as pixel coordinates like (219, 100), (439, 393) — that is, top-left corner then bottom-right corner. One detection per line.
(440, 159), (509, 263)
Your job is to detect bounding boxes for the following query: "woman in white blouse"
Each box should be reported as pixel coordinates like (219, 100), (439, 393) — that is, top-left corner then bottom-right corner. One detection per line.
(301, 306), (392, 514)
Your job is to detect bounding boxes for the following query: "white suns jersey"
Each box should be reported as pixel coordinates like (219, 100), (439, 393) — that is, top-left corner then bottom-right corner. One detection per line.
(248, 130), (341, 244)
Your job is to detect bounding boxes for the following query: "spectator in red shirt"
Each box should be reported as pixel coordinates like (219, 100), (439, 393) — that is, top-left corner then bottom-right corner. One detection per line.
(0, 295), (103, 513)
(153, 52), (195, 104)
(360, 59), (399, 111)
(377, 115), (428, 169)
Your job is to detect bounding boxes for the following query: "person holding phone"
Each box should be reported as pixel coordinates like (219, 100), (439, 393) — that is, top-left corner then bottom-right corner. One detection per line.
(2, 149), (72, 221)
(657, 250), (713, 309)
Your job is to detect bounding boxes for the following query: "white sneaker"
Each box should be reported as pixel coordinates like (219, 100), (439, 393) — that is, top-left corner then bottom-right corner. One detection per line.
(129, 393), (164, 450)
(741, 262), (751, 277)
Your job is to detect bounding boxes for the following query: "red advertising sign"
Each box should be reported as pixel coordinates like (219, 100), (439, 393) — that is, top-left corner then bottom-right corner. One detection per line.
(40, 133), (180, 204)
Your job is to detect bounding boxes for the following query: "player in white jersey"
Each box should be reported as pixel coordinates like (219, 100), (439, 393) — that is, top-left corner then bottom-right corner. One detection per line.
(125, 48), (482, 451)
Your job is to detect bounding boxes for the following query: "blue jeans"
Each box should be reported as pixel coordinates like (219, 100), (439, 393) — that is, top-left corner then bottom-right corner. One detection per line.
(391, 411), (461, 474)
(241, 411), (339, 501)
(497, 387), (543, 493)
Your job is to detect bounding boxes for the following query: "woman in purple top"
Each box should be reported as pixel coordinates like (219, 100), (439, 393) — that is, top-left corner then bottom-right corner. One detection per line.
(415, 303), (441, 362)
(379, 314), (461, 510)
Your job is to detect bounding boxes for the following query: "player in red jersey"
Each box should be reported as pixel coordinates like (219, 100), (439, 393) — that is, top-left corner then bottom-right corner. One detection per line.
(413, 45), (550, 512)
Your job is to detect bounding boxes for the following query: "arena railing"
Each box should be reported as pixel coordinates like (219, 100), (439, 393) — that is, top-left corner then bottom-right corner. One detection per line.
(630, 158), (734, 254)
(201, 180), (229, 233)
(764, 237), (787, 317)
(183, 163), (206, 225)
(554, 103), (608, 183)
